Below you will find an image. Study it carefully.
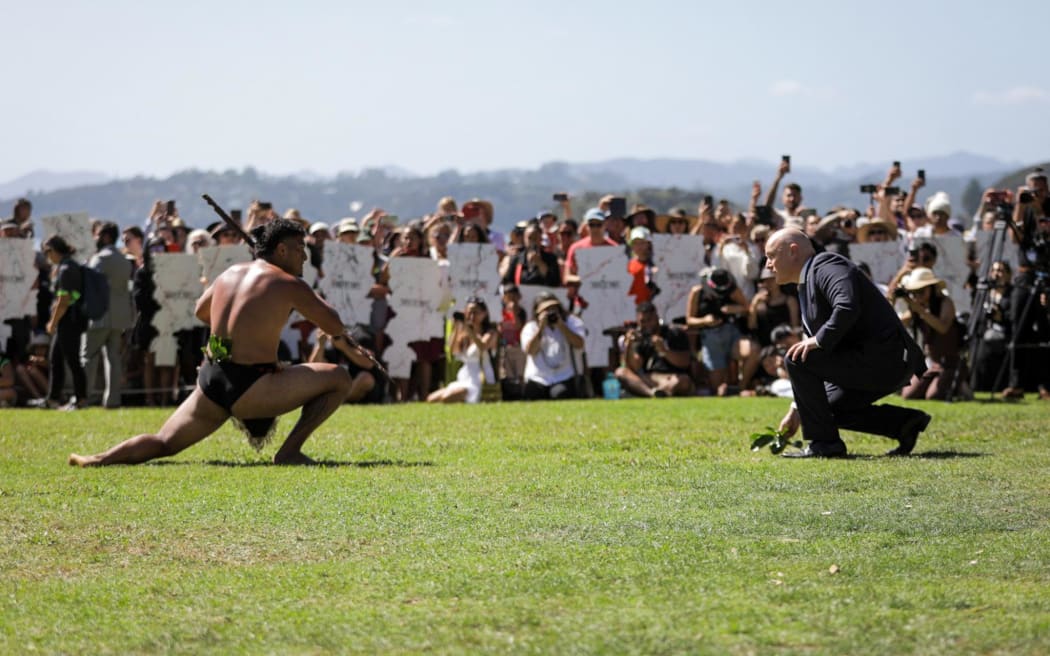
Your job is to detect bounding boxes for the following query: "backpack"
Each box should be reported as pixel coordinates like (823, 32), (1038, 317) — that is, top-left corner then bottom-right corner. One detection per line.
(80, 263), (110, 321)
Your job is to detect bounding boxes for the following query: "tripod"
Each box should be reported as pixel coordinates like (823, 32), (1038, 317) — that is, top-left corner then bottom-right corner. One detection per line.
(994, 270), (1050, 396)
(950, 209), (1014, 401)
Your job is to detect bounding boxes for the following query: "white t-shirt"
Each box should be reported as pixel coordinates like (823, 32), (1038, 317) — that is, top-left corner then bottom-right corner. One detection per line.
(520, 314), (587, 386)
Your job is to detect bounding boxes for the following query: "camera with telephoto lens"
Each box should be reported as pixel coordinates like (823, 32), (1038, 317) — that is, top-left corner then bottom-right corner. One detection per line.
(1019, 190), (1034, 204)
(893, 287), (910, 299)
(545, 310), (559, 324)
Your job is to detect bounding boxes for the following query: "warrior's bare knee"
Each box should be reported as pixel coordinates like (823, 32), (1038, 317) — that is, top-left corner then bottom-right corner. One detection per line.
(154, 435), (180, 457)
(332, 367), (352, 394)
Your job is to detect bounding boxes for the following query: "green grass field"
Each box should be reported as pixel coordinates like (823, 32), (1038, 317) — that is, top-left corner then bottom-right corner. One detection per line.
(2, 398), (1048, 654)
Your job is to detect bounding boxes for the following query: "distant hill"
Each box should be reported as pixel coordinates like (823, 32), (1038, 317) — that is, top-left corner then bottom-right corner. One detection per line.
(0, 153), (1025, 231)
(0, 169), (110, 200)
(993, 162), (1050, 191)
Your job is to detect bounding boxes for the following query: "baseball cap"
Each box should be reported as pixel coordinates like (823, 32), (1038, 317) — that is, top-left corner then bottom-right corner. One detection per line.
(584, 208), (607, 223)
(628, 226), (652, 243)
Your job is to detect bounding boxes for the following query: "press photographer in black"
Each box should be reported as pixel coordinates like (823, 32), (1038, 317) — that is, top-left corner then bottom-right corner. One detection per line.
(614, 302), (694, 398)
(1001, 171), (1050, 400)
(973, 261), (1013, 391)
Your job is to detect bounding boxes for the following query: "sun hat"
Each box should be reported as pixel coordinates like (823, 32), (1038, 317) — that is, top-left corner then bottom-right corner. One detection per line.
(653, 207), (699, 233)
(857, 217), (899, 241)
(627, 204), (656, 223)
(308, 222), (331, 236)
(901, 267), (944, 291)
(337, 218), (360, 235)
(535, 296), (562, 316)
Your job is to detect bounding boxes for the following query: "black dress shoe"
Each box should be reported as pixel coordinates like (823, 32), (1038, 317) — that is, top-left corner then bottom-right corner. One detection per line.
(887, 412), (931, 456)
(783, 441), (848, 458)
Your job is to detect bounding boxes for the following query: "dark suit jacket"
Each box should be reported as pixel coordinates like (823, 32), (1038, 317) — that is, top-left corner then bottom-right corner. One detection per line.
(801, 251), (925, 376)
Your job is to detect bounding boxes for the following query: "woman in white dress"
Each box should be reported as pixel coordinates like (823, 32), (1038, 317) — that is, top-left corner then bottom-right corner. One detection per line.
(427, 297), (497, 403)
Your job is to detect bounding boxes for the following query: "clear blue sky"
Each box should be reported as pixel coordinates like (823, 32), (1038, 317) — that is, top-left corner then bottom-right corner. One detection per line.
(2, 0), (1047, 181)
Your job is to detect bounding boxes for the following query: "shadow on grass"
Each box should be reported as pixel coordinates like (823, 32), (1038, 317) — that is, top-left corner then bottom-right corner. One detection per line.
(909, 450), (985, 459)
(148, 459), (435, 468)
(839, 450), (985, 461)
(775, 450), (985, 461)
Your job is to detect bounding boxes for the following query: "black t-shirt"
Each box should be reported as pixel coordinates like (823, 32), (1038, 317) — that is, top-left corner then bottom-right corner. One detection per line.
(56, 258), (83, 302)
(503, 249), (561, 287)
(634, 324), (690, 374)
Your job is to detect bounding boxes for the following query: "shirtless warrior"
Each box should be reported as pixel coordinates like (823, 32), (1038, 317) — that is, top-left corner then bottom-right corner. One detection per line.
(69, 219), (368, 466)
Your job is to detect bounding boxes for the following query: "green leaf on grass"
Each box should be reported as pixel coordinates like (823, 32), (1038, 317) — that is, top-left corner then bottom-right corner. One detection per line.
(751, 434), (776, 451)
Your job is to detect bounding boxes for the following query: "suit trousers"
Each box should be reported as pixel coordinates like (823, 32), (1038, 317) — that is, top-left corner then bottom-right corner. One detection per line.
(785, 338), (925, 445)
(81, 327), (124, 408)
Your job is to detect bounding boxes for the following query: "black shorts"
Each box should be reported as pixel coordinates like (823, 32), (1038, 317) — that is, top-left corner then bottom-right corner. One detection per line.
(198, 360), (279, 438)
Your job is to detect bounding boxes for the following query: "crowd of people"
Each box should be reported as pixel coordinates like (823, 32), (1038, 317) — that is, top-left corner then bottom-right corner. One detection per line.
(3, 161), (1049, 411)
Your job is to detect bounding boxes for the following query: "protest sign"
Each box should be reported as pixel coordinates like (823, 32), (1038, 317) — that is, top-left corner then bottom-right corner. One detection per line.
(576, 247), (633, 368)
(385, 258), (445, 379)
(651, 234), (704, 323)
(40, 213), (93, 264)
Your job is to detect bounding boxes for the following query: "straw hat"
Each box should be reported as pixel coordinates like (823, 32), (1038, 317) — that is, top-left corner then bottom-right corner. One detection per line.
(627, 204), (656, 226)
(901, 267), (944, 291)
(653, 207), (699, 233)
(857, 217), (899, 242)
(535, 296), (562, 316)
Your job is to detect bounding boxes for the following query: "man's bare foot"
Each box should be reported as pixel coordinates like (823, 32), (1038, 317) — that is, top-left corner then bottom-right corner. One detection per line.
(68, 453), (100, 467)
(273, 452), (317, 466)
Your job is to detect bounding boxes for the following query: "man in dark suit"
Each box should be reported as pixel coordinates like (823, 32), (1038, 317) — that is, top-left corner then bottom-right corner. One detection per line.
(764, 229), (930, 458)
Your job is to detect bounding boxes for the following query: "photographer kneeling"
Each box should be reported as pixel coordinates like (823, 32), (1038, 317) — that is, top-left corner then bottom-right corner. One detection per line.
(427, 298), (498, 404)
(897, 268), (962, 400)
(615, 302), (694, 397)
(521, 293), (586, 400)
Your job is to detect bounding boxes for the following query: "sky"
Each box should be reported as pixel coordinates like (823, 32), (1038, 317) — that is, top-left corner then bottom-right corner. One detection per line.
(2, 0), (1048, 182)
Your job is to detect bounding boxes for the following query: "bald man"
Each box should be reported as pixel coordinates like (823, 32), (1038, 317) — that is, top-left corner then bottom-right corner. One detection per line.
(763, 229), (930, 457)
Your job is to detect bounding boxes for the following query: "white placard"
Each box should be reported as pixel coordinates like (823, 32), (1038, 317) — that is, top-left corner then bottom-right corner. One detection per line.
(718, 240), (760, 300)
(446, 243), (501, 315)
(576, 247), (634, 368)
(385, 258), (445, 379)
(915, 234), (971, 315)
(651, 234), (704, 323)
(0, 239), (37, 319)
(0, 239), (37, 344)
(318, 242), (375, 328)
(287, 257), (321, 327)
(151, 253), (204, 366)
(40, 213), (93, 264)
(849, 242), (904, 287)
(198, 244), (252, 286)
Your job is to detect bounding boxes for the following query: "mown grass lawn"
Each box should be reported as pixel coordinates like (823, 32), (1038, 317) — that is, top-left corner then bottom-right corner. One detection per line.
(1, 397), (1048, 654)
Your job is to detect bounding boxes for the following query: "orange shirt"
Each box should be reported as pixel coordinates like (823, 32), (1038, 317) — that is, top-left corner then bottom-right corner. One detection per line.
(628, 259), (652, 304)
